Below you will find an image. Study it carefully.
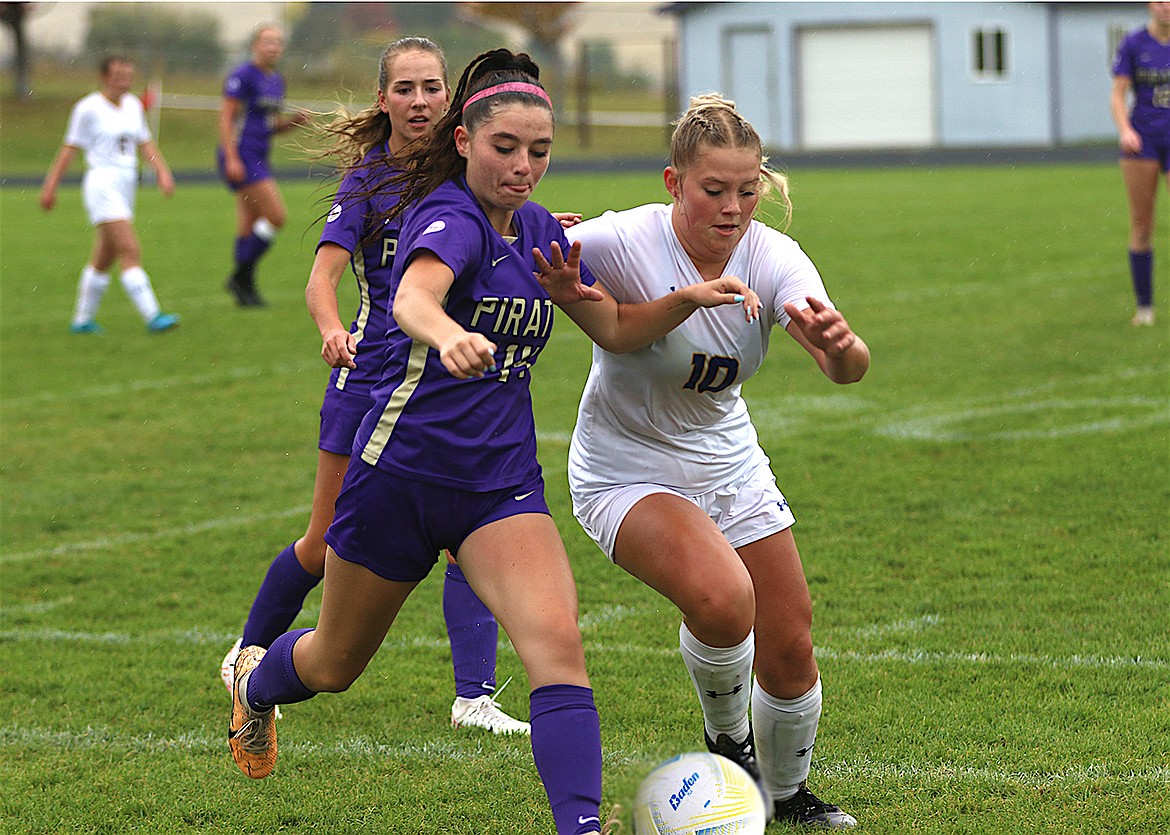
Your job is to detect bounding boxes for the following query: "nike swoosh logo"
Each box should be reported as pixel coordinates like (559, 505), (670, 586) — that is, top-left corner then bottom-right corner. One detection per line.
(513, 490), (536, 501)
(491, 254), (510, 267)
(578, 816), (600, 826)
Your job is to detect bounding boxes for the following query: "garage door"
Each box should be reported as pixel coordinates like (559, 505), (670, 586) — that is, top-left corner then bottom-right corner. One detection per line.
(798, 25), (936, 150)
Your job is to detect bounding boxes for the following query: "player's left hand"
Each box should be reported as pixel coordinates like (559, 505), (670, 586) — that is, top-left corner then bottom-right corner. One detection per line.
(551, 211), (583, 229)
(158, 171), (176, 198)
(533, 240), (604, 305)
(784, 296), (857, 356)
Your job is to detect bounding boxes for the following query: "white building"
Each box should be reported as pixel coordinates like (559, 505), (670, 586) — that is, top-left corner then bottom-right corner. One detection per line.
(665, 1), (1148, 151)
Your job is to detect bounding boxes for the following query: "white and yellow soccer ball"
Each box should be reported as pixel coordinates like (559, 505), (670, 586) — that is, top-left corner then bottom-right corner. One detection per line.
(633, 752), (767, 834)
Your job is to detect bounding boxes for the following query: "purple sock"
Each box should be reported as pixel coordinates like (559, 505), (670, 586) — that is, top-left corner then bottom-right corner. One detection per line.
(1129, 250), (1154, 307)
(234, 232), (270, 268)
(443, 562), (498, 699)
(245, 627), (316, 710)
(241, 542), (322, 648)
(530, 684), (603, 835)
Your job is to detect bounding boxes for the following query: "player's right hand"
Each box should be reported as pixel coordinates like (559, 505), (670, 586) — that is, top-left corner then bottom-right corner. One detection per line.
(321, 328), (357, 369)
(438, 331), (497, 379)
(225, 156), (246, 184)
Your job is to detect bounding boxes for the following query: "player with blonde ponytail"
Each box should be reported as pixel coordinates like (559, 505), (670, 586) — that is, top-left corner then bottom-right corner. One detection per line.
(564, 93), (868, 828)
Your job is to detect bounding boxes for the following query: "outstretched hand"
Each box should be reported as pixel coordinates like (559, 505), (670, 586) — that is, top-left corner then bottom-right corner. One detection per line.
(784, 296), (857, 356)
(681, 276), (760, 322)
(533, 240), (605, 306)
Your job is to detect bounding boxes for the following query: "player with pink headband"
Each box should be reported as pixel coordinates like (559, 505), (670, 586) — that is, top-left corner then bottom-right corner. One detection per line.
(226, 47), (758, 834)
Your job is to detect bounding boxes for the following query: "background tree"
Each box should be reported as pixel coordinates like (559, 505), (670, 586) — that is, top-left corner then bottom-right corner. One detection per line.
(1, 1), (32, 98)
(461, 2), (578, 117)
(85, 3), (224, 75)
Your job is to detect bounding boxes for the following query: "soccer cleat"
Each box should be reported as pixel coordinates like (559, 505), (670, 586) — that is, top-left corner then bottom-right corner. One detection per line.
(224, 271), (250, 306)
(704, 728), (762, 783)
(69, 321), (104, 334)
(1131, 307), (1155, 327)
(451, 695), (531, 735)
(147, 312), (181, 332)
(220, 638), (241, 697)
(772, 783), (857, 829)
(228, 645), (277, 779)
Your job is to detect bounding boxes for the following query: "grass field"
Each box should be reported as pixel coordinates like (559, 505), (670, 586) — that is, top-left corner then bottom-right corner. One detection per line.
(1, 157), (1168, 834)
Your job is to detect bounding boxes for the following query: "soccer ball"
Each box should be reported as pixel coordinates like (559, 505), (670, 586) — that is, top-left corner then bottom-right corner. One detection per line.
(633, 752), (767, 835)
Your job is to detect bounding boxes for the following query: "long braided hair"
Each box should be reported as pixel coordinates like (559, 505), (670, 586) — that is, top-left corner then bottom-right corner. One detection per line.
(379, 48), (551, 227)
(671, 93), (792, 229)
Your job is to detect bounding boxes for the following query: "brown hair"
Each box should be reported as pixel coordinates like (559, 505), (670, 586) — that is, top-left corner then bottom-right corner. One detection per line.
(314, 37), (449, 175)
(379, 48), (550, 226)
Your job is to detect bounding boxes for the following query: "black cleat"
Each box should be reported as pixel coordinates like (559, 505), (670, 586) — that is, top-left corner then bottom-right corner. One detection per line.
(705, 728), (762, 782)
(772, 783), (856, 829)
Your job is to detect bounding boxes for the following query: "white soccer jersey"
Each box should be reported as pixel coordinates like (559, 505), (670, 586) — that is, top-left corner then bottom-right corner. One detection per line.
(566, 203), (832, 495)
(64, 92), (150, 171)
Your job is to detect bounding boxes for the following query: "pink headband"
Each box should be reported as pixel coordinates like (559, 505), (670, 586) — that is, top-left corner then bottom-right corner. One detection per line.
(462, 81), (551, 113)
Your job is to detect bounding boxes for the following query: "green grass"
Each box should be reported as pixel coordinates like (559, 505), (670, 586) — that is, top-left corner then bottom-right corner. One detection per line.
(1, 159), (1168, 834)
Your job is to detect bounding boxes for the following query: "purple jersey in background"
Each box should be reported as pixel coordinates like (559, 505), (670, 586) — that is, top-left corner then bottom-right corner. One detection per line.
(1113, 27), (1170, 135)
(316, 143), (404, 397)
(355, 177), (595, 492)
(222, 62), (286, 159)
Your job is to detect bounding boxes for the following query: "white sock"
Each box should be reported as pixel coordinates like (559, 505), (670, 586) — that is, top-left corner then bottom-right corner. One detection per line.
(678, 622), (753, 742)
(753, 675), (822, 801)
(73, 265), (110, 325)
(253, 217), (277, 242)
(119, 266), (161, 321)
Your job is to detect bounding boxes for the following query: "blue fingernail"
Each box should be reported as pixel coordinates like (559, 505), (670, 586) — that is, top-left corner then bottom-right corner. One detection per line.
(734, 294), (745, 303)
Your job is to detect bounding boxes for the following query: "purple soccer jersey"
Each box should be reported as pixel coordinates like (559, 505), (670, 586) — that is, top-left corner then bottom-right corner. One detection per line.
(317, 142), (404, 397)
(355, 176), (595, 491)
(222, 62), (286, 159)
(1113, 27), (1170, 136)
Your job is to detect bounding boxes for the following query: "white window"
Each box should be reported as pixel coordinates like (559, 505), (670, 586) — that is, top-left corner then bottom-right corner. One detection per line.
(1107, 24), (1129, 68)
(971, 27), (1008, 80)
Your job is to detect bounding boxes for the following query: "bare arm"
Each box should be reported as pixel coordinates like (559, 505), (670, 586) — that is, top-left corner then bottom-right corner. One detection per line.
(274, 108), (311, 134)
(138, 139), (175, 197)
(1110, 76), (1142, 155)
(393, 251), (497, 380)
(535, 240), (760, 354)
(783, 296), (869, 384)
(217, 96), (245, 183)
(40, 144), (79, 211)
(306, 243), (358, 369)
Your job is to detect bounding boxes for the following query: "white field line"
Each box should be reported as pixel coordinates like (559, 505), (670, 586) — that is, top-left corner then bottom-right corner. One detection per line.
(0, 625), (1164, 672)
(2, 724), (1166, 788)
(1, 504), (311, 564)
(1, 359), (318, 408)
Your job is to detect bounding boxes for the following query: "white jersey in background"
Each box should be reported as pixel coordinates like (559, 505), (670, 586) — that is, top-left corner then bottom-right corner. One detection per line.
(566, 203), (833, 495)
(64, 92), (150, 171)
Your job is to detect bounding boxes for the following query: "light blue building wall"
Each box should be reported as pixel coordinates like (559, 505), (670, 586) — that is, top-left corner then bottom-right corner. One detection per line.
(668, 2), (1148, 151)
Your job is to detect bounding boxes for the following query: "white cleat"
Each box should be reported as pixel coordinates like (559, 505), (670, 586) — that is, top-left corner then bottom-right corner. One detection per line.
(220, 638), (242, 697)
(1131, 307), (1155, 327)
(221, 637), (279, 717)
(451, 695), (531, 735)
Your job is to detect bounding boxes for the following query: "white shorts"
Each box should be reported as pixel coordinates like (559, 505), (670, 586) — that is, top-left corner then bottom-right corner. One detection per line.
(570, 457), (797, 561)
(82, 168), (136, 225)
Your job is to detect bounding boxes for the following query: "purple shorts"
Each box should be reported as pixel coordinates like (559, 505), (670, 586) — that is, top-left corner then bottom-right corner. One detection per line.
(1122, 124), (1170, 171)
(324, 460), (551, 582)
(318, 384), (373, 456)
(216, 146), (274, 191)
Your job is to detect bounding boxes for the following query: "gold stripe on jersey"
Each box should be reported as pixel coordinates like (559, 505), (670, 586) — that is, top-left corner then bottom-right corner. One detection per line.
(360, 336), (429, 466)
(335, 245), (372, 391)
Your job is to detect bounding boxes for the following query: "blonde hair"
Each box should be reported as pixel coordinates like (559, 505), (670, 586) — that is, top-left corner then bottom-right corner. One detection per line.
(671, 93), (792, 229)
